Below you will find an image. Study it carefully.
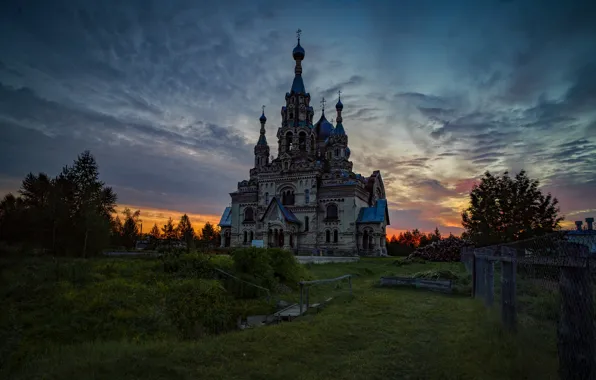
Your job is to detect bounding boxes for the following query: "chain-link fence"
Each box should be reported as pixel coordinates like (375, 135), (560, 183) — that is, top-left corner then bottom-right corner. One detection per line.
(463, 230), (596, 379)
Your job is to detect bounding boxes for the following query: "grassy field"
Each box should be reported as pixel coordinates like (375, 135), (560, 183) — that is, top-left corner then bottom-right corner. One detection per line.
(1, 255), (558, 379)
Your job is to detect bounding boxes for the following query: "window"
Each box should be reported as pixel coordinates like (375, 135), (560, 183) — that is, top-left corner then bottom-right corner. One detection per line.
(326, 230), (330, 243)
(244, 208), (254, 222)
(250, 231), (254, 242)
(305, 189), (310, 204)
(299, 132), (306, 151)
(265, 192), (269, 205)
(289, 112), (294, 119)
(326, 204), (338, 220)
(305, 216), (309, 232)
(335, 148), (340, 157)
(281, 189), (295, 205)
(243, 231), (247, 243)
(285, 132), (293, 152)
(333, 229), (339, 243)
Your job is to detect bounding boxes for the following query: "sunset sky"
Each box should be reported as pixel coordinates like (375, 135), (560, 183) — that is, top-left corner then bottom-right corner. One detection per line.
(1, 0), (595, 236)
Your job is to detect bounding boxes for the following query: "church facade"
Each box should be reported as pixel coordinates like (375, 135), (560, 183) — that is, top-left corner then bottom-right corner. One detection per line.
(218, 33), (390, 256)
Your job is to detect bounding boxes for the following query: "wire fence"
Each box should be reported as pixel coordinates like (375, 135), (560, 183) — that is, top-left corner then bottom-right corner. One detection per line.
(462, 230), (596, 380)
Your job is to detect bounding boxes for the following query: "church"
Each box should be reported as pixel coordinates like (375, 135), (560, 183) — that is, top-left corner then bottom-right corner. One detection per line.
(218, 32), (390, 256)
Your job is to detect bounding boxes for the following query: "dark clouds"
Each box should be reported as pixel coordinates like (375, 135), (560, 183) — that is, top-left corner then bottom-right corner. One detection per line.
(0, 0), (595, 232)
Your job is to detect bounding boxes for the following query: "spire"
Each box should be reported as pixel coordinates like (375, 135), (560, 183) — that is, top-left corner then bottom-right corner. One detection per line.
(291, 29), (306, 93)
(334, 90), (345, 135)
(257, 105), (268, 146)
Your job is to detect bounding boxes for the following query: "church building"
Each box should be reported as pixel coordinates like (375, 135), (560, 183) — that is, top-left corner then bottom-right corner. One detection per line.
(218, 32), (390, 256)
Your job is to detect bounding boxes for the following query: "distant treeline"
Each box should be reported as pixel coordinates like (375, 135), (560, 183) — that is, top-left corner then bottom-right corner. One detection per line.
(385, 228), (453, 256)
(0, 150), (220, 256)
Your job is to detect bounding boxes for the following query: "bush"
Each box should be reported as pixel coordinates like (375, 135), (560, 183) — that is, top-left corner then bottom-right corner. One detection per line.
(267, 248), (305, 288)
(409, 236), (474, 262)
(231, 248), (275, 288)
(209, 254), (234, 272)
(165, 279), (236, 340)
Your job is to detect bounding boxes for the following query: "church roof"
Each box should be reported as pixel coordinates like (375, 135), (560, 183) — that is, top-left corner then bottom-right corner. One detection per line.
(315, 112), (334, 141)
(291, 75), (306, 93)
(356, 199), (390, 224)
(260, 197), (301, 224)
(218, 207), (232, 227)
(333, 122), (346, 135)
(257, 134), (268, 145)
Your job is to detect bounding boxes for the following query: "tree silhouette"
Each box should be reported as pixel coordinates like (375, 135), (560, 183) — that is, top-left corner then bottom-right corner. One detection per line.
(178, 214), (195, 251)
(161, 217), (177, 246)
(121, 208), (141, 249)
(461, 170), (563, 246)
(0, 150), (117, 256)
(149, 223), (161, 240)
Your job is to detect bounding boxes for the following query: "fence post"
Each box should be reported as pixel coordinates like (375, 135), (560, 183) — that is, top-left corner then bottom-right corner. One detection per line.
(472, 249), (477, 297)
(299, 283), (304, 315)
(474, 251), (487, 300)
(305, 286), (310, 309)
(348, 275), (352, 296)
(558, 244), (595, 380)
(485, 258), (494, 308)
(500, 246), (517, 332)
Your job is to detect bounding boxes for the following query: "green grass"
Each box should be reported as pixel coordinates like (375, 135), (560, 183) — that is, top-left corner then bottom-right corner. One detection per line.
(1, 256), (558, 379)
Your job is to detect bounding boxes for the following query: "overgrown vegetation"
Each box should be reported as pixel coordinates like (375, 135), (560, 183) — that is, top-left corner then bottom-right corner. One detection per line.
(1, 256), (558, 379)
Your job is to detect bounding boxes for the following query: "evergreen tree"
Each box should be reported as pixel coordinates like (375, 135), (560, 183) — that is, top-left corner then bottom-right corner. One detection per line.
(121, 208), (141, 249)
(461, 170), (563, 246)
(161, 217), (177, 245)
(200, 221), (217, 244)
(149, 223), (161, 240)
(178, 214), (195, 251)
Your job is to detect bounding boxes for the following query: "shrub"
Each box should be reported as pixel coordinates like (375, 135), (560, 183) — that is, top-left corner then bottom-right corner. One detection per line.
(209, 254), (234, 272)
(164, 279), (236, 340)
(266, 248), (305, 288)
(231, 248), (275, 288)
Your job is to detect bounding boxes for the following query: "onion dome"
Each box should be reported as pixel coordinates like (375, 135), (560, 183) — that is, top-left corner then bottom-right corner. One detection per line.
(293, 40), (305, 60)
(315, 111), (334, 141)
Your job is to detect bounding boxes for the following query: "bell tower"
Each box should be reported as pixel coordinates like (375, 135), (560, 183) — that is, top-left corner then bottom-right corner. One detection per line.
(277, 29), (316, 162)
(327, 91), (353, 172)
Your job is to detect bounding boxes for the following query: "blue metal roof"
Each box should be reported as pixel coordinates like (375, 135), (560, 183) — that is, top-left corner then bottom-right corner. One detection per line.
(315, 112), (334, 141)
(218, 207), (232, 227)
(260, 197), (301, 224)
(333, 122), (346, 135)
(291, 75), (305, 93)
(356, 199), (389, 224)
(257, 134), (268, 145)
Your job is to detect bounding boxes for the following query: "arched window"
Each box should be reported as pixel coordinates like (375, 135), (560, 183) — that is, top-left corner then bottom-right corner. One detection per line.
(243, 231), (248, 243)
(305, 216), (309, 232)
(326, 204), (338, 220)
(285, 132), (293, 151)
(265, 192), (269, 205)
(250, 231), (254, 242)
(244, 207), (254, 222)
(333, 229), (339, 243)
(304, 189), (310, 204)
(299, 132), (306, 151)
(335, 148), (340, 157)
(326, 230), (331, 243)
(281, 189), (295, 205)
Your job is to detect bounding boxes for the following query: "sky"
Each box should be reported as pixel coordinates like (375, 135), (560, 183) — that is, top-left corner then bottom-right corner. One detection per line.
(1, 0), (595, 236)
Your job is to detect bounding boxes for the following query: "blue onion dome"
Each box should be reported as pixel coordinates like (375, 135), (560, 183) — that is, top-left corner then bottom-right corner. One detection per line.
(259, 111), (267, 123)
(336, 98), (343, 110)
(315, 112), (334, 141)
(293, 40), (305, 60)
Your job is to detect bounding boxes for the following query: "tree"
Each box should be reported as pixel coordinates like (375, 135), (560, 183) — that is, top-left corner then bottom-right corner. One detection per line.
(200, 221), (219, 246)
(461, 170), (563, 246)
(149, 223), (161, 240)
(121, 208), (141, 249)
(178, 214), (195, 251)
(161, 217), (177, 245)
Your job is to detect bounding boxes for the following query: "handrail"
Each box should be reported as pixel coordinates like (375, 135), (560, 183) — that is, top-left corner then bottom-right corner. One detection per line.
(299, 274), (352, 285)
(213, 268), (272, 303)
(299, 274), (353, 315)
